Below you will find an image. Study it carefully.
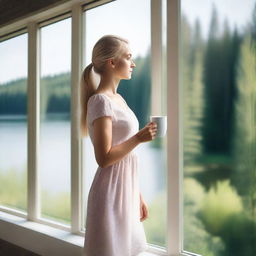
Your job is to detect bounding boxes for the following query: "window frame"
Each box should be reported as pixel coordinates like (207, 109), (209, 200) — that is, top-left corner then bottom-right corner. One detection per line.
(0, 0), (188, 255)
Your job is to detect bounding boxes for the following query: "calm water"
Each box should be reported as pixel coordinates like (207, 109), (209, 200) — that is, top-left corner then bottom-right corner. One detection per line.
(0, 115), (166, 203)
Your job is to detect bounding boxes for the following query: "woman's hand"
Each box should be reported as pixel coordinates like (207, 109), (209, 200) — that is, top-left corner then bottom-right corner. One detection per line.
(136, 122), (157, 143)
(140, 195), (149, 222)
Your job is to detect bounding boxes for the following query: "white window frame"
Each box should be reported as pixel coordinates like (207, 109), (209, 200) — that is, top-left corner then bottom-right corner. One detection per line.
(0, 0), (197, 255)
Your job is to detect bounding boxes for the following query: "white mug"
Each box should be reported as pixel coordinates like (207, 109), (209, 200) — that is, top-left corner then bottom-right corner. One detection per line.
(150, 115), (167, 137)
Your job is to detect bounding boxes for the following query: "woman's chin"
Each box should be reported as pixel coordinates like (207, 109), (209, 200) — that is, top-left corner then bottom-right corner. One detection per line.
(119, 73), (132, 80)
(127, 74), (132, 79)
(121, 76), (132, 80)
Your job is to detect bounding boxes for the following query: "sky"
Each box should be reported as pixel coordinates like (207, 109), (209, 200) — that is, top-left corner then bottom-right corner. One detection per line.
(0, 0), (255, 84)
(181, 0), (255, 39)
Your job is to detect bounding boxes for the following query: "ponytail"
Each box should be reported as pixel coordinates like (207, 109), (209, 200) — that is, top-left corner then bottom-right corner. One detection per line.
(80, 63), (97, 137)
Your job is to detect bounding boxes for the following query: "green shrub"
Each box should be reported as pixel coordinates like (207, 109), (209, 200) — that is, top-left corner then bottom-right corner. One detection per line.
(184, 178), (225, 256)
(200, 180), (243, 235)
(184, 178), (205, 210)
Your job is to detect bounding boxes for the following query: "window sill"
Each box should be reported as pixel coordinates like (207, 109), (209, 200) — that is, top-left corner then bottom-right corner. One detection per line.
(0, 210), (167, 256)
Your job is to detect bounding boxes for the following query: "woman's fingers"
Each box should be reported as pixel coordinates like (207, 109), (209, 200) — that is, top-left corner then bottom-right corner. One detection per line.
(140, 203), (144, 221)
(149, 121), (157, 129)
(141, 207), (148, 221)
(148, 122), (157, 140)
(143, 203), (148, 219)
(136, 121), (158, 142)
(140, 202), (149, 222)
(140, 204), (143, 220)
(150, 123), (157, 133)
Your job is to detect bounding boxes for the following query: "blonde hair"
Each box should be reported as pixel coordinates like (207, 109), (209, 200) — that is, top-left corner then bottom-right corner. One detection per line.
(80, 35), (129, 137)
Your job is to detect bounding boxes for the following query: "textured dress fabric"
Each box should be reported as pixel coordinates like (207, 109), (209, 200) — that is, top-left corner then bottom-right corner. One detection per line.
(83, 93), (148, 256)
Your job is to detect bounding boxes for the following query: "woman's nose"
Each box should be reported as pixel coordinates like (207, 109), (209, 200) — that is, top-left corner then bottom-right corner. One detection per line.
(131, 60), (136, 67)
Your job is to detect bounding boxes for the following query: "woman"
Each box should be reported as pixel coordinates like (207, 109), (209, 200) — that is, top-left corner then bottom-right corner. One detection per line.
(80, 35), (157, 256)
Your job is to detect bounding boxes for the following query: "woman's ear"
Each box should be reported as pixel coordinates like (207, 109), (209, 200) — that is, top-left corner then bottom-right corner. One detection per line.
(107, 58), (115, 68)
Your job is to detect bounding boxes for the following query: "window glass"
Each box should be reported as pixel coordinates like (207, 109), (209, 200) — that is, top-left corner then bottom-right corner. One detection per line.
(181, 1), (256, 255)
(0, 34), (28, 212)
(82, 0), (167, 247)
(39, 18), (71, 225)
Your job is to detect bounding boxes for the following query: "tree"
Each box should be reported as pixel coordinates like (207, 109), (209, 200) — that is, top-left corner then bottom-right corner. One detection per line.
(183, 17), (205, 166)
(202, 7), (240, 155)
(231, 34), (256, 218)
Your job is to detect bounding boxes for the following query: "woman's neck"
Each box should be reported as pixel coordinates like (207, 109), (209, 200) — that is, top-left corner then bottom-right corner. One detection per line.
(96, 75), (120, 95)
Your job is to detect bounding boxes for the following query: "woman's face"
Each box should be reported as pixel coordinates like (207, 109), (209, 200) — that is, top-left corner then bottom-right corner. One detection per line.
(113, 44), (136, 80)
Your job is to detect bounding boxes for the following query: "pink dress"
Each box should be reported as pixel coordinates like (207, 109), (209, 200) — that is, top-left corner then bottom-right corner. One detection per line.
(83, 93), (148, 256)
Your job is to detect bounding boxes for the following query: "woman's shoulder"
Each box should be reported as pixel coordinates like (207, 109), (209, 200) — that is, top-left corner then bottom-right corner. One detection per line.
(89, 93), (109, 101)
(88, 93), (109, 105)
(87, 93), (114, 123)
(87, 93), (113, 113)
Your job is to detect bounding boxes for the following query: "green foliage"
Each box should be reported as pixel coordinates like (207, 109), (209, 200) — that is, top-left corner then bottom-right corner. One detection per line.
(200, 180), (243, 236)
(182, 14), (205, 166)
(41, 190), (70, 225)
(202, 6), (241, 154)
(144, 190), (166, 247)
(0, 167), (70, 225)
(0, 166), (27, 211)
(183, 178), (225, 256)
(0, 72), (71, 116)
(219, 214), (256, 256)
(184, 207), (225, 256)
(184, 179), (256, 256)
(181, 7), (256, 254)
(231, 34), (256, 218)
(183, 178), (205, 209)
(191, 153), (233, 190)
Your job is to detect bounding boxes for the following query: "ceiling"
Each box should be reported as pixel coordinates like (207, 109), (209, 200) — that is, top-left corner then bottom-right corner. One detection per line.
(0, 0), (68, 27)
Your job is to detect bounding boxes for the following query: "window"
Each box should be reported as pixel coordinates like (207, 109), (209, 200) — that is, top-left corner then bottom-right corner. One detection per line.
(181, 0), (256, 255)
(39, 17), (71, 225)
(0, 33), (28, 213)
(82, 0), (167, 248)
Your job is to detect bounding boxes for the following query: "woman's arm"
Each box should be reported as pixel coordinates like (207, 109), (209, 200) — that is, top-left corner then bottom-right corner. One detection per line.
(92, 116), (157, 168)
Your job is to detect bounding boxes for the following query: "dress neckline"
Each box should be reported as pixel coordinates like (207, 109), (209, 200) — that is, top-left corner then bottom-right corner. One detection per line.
(94, 93), (131, 112)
